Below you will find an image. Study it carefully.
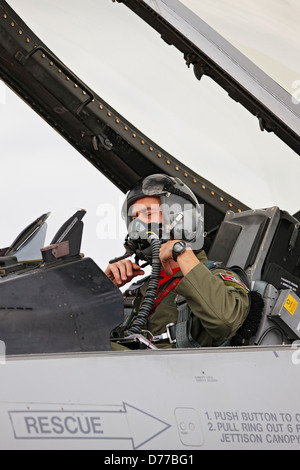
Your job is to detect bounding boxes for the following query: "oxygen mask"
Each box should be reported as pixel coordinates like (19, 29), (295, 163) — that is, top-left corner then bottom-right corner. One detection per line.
(108, 219), (164, 266)
(125, 219), (164, 264)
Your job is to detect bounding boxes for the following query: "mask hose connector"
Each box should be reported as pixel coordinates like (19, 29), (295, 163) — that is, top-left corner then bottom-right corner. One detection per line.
(126, 238), (161, 336)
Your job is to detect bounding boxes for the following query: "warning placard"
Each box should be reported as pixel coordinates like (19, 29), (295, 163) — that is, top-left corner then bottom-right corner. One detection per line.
(284, 294), (299, 316)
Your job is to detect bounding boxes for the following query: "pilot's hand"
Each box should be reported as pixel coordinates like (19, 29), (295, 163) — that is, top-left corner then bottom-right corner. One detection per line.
(105, 259), (145, 287)
(159, 240), (197, 276)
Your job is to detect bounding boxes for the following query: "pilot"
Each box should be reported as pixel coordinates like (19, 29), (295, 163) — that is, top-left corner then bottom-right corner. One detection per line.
(105, 174), (256, 349)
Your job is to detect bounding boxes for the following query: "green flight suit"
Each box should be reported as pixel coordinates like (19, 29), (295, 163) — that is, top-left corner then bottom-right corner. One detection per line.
(112, 251), (250, 349)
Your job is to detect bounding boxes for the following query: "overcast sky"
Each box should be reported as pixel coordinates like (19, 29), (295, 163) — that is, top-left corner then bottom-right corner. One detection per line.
(1, 0), (300, 271)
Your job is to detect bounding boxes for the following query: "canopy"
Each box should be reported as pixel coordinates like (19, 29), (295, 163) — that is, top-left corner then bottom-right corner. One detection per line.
(1, 0), (300, 229)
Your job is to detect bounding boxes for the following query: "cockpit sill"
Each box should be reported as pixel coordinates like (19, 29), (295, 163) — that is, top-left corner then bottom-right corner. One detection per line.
(2, 342), (300, 361)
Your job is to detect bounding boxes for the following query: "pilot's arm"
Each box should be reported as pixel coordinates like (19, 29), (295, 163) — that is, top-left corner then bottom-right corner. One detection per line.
(160, 241), (250, 346)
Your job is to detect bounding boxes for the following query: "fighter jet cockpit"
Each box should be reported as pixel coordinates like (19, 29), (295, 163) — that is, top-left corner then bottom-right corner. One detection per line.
(0, 202), (299, 355)
(0, 0), (300, 356)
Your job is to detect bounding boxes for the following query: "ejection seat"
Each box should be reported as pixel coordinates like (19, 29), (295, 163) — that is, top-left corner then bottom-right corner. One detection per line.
(208, 207), (300, 345)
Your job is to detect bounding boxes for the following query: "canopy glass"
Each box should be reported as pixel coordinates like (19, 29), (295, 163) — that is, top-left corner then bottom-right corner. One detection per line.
(181, 0), (300, 95)
(5, 0), (300, 216)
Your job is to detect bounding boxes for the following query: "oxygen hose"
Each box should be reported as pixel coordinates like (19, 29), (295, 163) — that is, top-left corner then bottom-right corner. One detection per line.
(126, 237), (162, 336)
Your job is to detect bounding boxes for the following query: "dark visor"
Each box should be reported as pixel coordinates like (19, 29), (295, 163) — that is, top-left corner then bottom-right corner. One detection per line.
(142, 174), (174, 196)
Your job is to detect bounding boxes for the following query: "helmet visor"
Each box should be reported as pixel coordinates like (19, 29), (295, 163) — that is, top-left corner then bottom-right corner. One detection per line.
(141, 174), (174, 196)
(122, 173), (198, 222)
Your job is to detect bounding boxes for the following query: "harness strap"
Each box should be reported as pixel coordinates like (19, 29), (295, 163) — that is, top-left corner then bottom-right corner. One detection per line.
(151, 277), (181, 313)
(175, 295), (201, 348)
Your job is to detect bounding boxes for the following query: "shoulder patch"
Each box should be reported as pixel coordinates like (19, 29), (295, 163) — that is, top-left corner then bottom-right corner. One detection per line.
(219, 273), (250, 292)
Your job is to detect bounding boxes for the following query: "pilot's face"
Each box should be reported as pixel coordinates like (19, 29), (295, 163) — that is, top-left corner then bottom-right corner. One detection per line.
(131, 196), (162, 224)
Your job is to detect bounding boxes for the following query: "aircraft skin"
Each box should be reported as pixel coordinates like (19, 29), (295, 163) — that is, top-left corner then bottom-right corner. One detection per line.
(0, 0), (300, 451)
(1, 346), (300, 450)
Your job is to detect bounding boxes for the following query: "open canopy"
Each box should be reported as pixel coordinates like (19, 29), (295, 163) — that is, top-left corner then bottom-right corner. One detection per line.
(1, 0), (300, 231)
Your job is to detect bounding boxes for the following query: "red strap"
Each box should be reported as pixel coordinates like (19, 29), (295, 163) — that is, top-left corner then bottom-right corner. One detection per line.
(151, 268), (181, 313)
